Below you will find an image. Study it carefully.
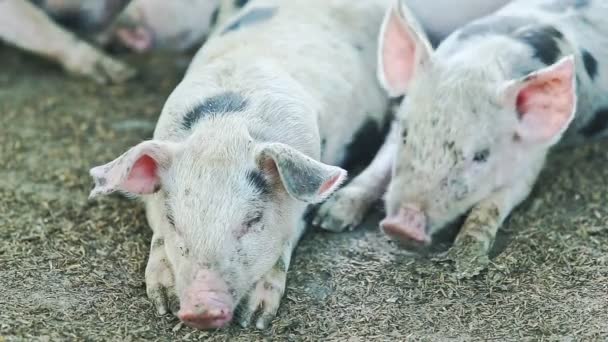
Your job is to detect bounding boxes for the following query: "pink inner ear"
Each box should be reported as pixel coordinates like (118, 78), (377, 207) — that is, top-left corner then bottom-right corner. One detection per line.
(317, 172), (344, 197)
(515, 60), (575, 143)
(381, 8), (417, 95)
(123, 154), (161, 194)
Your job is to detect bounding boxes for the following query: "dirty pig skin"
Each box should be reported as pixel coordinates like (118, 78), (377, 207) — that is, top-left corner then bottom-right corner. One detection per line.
(89, 0), (390, 330)
(316, 0), (608, 278)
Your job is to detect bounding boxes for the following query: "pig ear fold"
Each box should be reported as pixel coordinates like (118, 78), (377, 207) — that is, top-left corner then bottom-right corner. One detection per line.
(255, 143), (347, 204)
(89, 141), (177, 199)
(501, 56), (577, 146)
(377, 0), (434, 97)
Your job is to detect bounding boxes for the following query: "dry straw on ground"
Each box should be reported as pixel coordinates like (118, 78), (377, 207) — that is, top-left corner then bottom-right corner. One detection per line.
(0, 47), (606, 341)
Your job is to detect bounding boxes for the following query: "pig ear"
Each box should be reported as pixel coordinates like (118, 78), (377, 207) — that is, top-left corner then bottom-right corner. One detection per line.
(501, 56), (577, 145)
(255, 143), (347, 204)
(89, 141), (177, 198)
(377, 0), (434, 97)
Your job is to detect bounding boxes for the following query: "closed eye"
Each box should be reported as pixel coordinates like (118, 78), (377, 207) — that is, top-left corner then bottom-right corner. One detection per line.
(244, 211), (263, 228)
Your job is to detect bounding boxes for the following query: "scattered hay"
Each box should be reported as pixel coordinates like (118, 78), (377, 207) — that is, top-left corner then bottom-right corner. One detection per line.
(0, 47), (606, 341)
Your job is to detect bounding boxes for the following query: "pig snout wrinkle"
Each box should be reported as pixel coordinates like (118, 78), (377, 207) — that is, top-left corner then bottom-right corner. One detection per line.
(178, 270), (235, 329)
(380, 206), (430, 244)
(178, 290), (234, 329)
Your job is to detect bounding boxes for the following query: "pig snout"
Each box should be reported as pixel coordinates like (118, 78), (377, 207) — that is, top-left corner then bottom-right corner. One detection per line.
(178, 270), (234, 329)
(380, 205), (430, 244)
(114, 25), (154, 52)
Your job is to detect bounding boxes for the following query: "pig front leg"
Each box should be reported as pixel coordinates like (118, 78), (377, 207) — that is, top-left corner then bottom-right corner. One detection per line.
(447, 169), (539, 278)
(237, 240), (294, 329)
(313, 122), (398, 232)
(145, 235), (179, 315)
(0, 0), (135, 84)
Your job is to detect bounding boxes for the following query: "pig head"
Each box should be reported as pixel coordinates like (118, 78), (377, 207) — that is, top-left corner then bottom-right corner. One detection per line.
(89, 121), (345, 329)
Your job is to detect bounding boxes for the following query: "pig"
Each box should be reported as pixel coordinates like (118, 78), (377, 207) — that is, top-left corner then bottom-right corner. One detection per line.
(316, 0), (608, 278)
(0, 0), (135, 83)
(100, 0), (228, 52)
(314, 0), (513, 233)
(89, 0), (390, 330)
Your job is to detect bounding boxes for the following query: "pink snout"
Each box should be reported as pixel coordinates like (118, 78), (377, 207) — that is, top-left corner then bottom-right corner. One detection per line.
(114, 26), (154, 52)
(380, 206), (430, 244)
(177, 270), (234, 330)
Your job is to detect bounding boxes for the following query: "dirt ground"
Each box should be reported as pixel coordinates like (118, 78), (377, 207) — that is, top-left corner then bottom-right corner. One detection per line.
(0, 45), (606, 342)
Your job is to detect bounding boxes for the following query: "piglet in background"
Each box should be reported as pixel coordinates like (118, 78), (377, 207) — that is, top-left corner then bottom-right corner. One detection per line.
(100, 0), (239, 52)
(317, 0), (608, 277)
(89, 0), (390, 330)
(98, 0), (218, 52)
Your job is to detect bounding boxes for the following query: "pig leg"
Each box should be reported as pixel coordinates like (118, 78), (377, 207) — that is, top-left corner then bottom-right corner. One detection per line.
(145, 235), (179, 315)
(313, 121), (399, 232)
(447, 168), (539, 278)
(237, 240), (294, 329)
(0, 0), (135, 83)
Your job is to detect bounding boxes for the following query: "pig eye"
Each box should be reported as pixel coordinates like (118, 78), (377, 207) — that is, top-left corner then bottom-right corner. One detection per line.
(473, 149), (490, 163)
(244, 212), (263, 228)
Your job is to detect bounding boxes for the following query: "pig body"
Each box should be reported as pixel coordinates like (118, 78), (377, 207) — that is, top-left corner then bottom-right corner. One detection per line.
(316, 0), (608, 277)
(90, 0), (389, 329)
(0, 0), (134, 83)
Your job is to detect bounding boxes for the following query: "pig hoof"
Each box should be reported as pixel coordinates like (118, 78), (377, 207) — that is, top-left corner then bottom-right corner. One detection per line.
(148, 285), (180, 315)
(313, 186), (371, 232)
(145, 249), (178, 315)
(64, 43), (136, 84)
(237, 268), (286, 329)
(96, 56), (137, 84)
(447, 239), (491, 279)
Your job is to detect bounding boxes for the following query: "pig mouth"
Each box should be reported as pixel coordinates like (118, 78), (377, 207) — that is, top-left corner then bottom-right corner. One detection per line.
(178, 291), (235, 329)
(178, 269), (236, 330)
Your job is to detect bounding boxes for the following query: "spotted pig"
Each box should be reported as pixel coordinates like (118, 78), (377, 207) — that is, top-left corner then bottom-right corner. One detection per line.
(89, 0), (389, 330)
(315, 0), (608, 277)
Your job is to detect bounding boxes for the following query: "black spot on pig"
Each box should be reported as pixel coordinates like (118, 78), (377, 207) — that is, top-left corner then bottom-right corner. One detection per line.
(235, 0), (250, 8)
(152, 183), (162, 193)
(182, 91), (248, 130)
(273, 256), (287, 272)
(164, 198), (176, 227)
(341, 119), (390, 171)
(222, 7), (277, 35)
(247, 170), (271, 196)
(581, 49), (598, 79)
(580, 108), (608, 137)
(152, 238), (164, 249)
(515, 25), (563, 65)
(541, 0), (591, 12)
(210, 6), (220, 27)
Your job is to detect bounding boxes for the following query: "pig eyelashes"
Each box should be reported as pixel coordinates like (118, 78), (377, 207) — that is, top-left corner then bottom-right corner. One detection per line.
(244, 211), (263, 229)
